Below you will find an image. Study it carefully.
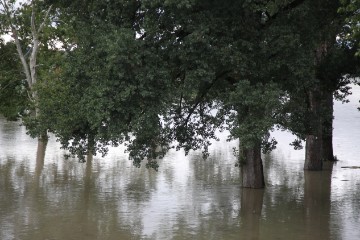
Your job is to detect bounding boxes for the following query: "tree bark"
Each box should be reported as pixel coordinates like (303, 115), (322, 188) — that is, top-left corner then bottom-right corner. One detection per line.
(1, 1), (52, 138)
(305, 134), (323, 170)
(321, 90), (335, 162)
(304, 89), (323, 170)
(240, 142), (265, 188)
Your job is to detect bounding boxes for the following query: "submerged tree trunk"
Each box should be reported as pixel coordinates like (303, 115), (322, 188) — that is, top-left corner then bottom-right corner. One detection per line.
(35, 139), (47, 176)
(240, 142), (265, 188)
(304, 89), (323, 170)
(86, 135), (95, 162)
(321, 90), (335, 162)
(33, 139), (47, 192)
(305, 135), (323, 170)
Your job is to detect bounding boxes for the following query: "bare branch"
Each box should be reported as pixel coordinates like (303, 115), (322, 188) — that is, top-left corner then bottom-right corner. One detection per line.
(31, 1), (37, 39)
(12, 27), (32, 84)
(1, 0), (32, 86)
(183, 70), (230, 126)
(38, 5), (53, 35)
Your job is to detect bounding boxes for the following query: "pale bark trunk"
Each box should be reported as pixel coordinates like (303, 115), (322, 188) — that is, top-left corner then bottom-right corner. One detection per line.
(13, 29), (32, 86)
(1, 1), (52, 141)
(35, 139), (47, 176)
(0, 0), (32, 86)
(34, 139), (47, 191)
(240, 142), (265, 188)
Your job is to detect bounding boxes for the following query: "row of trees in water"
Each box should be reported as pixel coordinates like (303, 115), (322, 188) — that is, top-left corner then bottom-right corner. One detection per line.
(1, 0), (360, 188)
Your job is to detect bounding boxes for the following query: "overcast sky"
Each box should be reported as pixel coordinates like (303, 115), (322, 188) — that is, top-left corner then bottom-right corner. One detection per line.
(1, 0), (29, 42)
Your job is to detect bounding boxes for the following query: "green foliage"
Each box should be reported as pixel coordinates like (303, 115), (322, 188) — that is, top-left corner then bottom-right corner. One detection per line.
(223, 81), (283, 149)
(7, 0), (359, 170)
(339, 0), (360, 55)
(31, 0), (307, 165)
(0, 41), (28, 120)
(28, 1), (174, 165)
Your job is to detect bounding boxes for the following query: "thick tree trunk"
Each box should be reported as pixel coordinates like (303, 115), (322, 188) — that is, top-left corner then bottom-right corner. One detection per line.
(321, 90), (335, 162)
(305, 135), (323, 170)
(240, 142), (265, 188)
(304, 89), (323, 170)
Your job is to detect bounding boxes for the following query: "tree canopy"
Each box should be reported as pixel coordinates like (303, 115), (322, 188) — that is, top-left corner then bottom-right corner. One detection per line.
(1, 0), (360, 187)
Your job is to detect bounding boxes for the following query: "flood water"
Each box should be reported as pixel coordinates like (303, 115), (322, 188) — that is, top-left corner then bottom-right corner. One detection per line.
(1, 88), (360, 240)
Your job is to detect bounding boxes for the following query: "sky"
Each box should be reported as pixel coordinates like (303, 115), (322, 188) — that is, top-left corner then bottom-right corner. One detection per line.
(0, 0), (29, 42)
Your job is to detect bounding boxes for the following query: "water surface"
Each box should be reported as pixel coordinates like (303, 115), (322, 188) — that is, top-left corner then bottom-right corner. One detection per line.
(1, 87), (360, 240)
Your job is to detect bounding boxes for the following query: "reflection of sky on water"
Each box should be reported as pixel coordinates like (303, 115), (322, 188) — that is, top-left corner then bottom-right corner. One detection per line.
(333, 84), (360, 163)
(332, 84), (360, 240)
(0, 86), (360, 239)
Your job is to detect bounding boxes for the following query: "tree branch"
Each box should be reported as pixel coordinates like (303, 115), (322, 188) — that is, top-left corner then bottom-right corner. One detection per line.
(183, 70), (230, 126)
(38, 5), (52, 35)
(262, 0), (307, 28)
(1, 0), (32, 86)
(31, 1), (37, 38)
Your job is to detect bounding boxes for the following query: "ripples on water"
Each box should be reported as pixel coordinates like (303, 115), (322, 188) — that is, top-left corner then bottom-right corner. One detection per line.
(1, 86), (360, 240)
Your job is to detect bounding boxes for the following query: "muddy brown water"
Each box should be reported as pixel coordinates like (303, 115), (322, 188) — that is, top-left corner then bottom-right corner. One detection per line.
(1, 87), (360, 240)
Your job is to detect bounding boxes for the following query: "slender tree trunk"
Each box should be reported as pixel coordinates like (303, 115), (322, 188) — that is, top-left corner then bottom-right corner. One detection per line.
(240, 141), (265, 188)
(321, 90), (335, 162)
(1, 1), (52, 140)
(86, 135), (95, 162)
(304, 89), (323, 170)
(35, 139), (47, 176)
(33, 139), (47, 192)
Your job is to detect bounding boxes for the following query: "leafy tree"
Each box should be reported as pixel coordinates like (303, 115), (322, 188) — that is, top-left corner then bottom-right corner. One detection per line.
(133, 0), (310, 187)
(30, 0), (359, 187)
(0, 0), (55, 139)
(35, 0), (319, 188)
(0, 40), (28, 120)
(279, 0), (359, 170)
(33, 1), (173, 165)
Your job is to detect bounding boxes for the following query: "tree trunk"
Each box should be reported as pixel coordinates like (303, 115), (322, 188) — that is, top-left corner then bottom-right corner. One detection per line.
(86, 135), (95, 162)
(321, 90), (335, 162)
(304, 89), (323, 170)
(3, 1), (52, 140)
(240, 142), (265, 188)
(33, 139), (47, 192)
(35, 139), (47, 177)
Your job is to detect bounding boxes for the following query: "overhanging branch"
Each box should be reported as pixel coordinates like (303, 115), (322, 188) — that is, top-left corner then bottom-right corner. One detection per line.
(182, 70), (230, 126)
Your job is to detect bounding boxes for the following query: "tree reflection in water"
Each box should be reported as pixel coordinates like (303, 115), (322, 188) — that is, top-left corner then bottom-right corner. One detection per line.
(2, 92), (360, 240)
(304, 162), (333, 240)
(240, 188), (264, 240)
